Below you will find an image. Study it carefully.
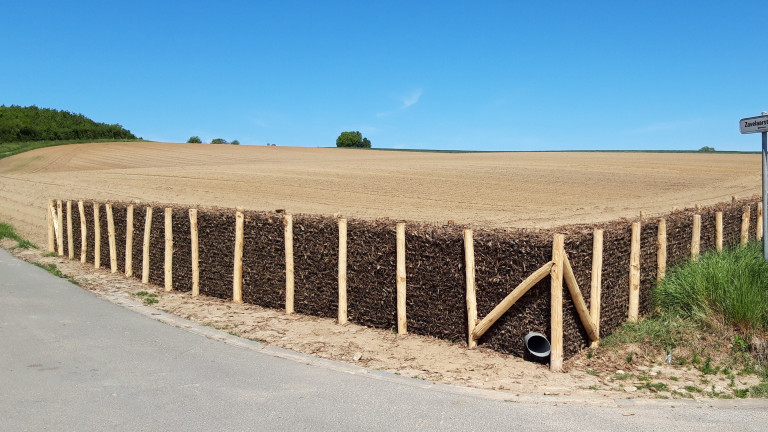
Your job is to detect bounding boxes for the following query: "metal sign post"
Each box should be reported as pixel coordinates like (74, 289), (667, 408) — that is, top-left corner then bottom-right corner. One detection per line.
(739, 112), (768, 260)
(763, 130), (767, 261)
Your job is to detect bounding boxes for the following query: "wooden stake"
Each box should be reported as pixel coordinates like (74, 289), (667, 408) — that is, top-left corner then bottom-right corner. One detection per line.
(338, 218), (348, 325)
(550, 234), (565, 372)
(93, 203), (101, 269)
(464, 229), (477, 348)
(106, 204), (117, 273)
(49, 204), (60, 252)
(563, 254), (599, 342)
(716, 212), (723, 252)
(741, 206), (751, 245)
(396, 222), (407, 335)
(189, 208), (199, 297)
(691, 214), (701, 262)
(657, 219), (667, 281)
(628, 222), (641, 322)
(472, 261), (553, 341)
(142, 207), (152, 284)
(589, 229), (603, 348)
(125, 205), (134, 277)
(56, 200), (64, 256)
(78, 201), (86, 263)
(66, 201), (74, 260)
(47, 199), (55, 253)
(233, 208), (244, 303)
(164, 208), (173, 292)
(758, 204), (764, 242)
(284, 214), (294, 314)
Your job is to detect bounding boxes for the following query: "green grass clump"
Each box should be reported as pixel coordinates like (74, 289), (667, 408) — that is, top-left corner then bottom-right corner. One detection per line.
(134, 291), (159, 305)
(0, 223), (36, 249)
(655, 242), (768, 331)
(750, 382), (768, 397)
(601, 312), (699, 353)
(32, 262), (79, 286)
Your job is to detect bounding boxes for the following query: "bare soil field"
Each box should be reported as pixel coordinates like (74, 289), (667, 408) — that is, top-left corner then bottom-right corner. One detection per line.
(0, 141), (761, 247)
(1, 142), (765, 402)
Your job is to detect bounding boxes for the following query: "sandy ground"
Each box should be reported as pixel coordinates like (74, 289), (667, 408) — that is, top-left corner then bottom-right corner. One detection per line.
(6, 242), (762, 403)
(0, 142), (761, 247)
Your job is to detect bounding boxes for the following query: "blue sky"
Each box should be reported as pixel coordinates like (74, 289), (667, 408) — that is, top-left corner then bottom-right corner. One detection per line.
(3, 1), (768, 151)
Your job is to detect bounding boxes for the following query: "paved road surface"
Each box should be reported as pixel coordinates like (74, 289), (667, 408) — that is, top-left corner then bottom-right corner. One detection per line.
(1, 248), (767, 431)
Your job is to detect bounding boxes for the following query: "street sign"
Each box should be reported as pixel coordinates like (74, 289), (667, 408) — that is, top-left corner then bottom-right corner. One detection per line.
(740, 112), (768, 260)
(740, 115), (768, 134)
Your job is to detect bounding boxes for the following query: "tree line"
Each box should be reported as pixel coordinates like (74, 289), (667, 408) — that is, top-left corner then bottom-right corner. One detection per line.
(0, 105), (137, 143)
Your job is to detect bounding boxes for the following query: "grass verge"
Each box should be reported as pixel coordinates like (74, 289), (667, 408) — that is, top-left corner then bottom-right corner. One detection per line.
(31, 262), (80, 286)
(0, 222), (36, 249)
(655, 241), (768, 330)
(599, 241), (768, 395)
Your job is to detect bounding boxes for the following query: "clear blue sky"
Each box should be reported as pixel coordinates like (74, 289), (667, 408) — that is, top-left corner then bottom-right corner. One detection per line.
(3, 1), (767, 151)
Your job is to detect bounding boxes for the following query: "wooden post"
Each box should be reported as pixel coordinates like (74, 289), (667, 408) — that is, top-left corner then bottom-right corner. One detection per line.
(78, 201), (86, 263)
(189, 208), (199, 297)
(142, 207), (152, 284)
(691, 214), (701, 262)
(464, 229), (478, 348)
(741, 206), (751, 245)
(550, 234), (565, 372)
(338, 218), (348, 325)
(716, 212), (723, 252)
(66, 201), (74, 259)
(284, 214), (294, 314)
(56, 200), (64, 256)
(396, 222), (407, 335)
(164, 208), (173, 292)
(93, 203), (101, 269)
(563, 255), (599, 342)
(106, 204), (117, 273)
(47, 199), (55, 253)
(758, 204), (764, 242)
(628, 222), (641, 322)
(125, 205), (134, 277)
(233, 208), (244, 303)
(589, 229), (603, 348)
(471, 261), (553, 341)
(657, 219), (667, 281)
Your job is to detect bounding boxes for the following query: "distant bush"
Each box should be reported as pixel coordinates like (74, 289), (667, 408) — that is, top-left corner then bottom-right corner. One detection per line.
(231, 140), (240, 145)
(211, 138), (228, 144)
(336, 131), (371, 148)
(0, 105), (137, 143)
(187, 136), (202, 143)
(698, 146), (716, 152)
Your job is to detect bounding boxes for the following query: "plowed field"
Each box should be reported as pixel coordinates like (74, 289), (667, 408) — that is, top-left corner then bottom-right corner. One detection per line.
(0, 141), (760, 246)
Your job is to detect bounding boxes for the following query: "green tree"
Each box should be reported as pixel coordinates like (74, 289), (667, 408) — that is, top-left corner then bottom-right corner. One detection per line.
(231, 140), (240, 145)
(211, 138), (228, 144)
(187, 136), (202, 143)
(0, 105), (137, 143)
(698, 146), (716, 152)
(336, 131), (371, 148)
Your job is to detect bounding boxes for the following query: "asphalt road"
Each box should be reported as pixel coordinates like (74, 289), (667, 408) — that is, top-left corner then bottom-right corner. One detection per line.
(1, 248), (767, 431)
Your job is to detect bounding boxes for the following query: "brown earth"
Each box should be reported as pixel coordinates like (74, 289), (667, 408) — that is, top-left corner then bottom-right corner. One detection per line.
(0, 142), (764, 402)
(0, 142), (760, 248)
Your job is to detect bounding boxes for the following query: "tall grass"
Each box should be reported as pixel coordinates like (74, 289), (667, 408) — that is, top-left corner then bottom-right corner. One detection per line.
(655, 242), (768, 331)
